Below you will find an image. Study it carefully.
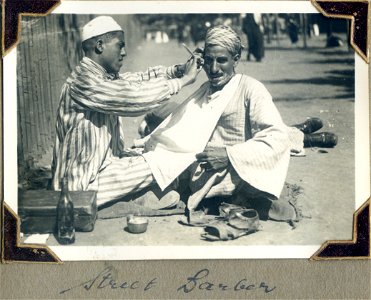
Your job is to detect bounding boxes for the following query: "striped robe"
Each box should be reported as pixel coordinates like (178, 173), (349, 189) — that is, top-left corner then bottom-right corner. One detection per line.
(186, 75), (291, 210)
(51, 57), (181, 191)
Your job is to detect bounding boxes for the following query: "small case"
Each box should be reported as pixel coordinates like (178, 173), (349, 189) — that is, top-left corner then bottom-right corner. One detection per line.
(18, 190), (97, 234)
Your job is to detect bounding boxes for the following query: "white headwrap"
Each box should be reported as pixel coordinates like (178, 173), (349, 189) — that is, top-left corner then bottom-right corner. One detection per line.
(81, 16), (123, 42)
(205, 25), (243, 55)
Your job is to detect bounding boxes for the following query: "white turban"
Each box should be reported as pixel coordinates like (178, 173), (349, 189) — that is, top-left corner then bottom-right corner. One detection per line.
(81, 16), (123, 42)
(205, 25), (243, 55)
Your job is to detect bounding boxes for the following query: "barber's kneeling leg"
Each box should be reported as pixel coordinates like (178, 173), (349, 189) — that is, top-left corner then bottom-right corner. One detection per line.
(96, 156), (155, 207)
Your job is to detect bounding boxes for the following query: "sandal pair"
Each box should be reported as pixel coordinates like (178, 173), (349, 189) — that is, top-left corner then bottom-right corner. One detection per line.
(202, 208), (260, 241)
(179, 203), (260, 241)
(179, 202), (255, 227)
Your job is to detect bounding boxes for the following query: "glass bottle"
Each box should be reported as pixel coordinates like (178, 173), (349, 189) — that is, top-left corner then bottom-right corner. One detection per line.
(57, 179), (75, 244)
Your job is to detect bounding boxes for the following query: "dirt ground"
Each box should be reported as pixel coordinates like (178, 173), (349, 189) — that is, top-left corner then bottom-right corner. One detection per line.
(45, 34), (356, 247)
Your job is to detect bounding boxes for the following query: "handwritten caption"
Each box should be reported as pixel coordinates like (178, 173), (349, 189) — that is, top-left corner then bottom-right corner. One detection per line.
(60, 266), (276, 295)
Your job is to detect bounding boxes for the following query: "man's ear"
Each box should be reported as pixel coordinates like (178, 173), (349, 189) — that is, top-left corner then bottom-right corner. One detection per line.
(233, 54), (240, 67)
(95, 39), (104, 54)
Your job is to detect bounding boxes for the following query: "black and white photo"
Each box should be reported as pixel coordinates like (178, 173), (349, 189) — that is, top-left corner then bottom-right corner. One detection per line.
(3, 1), (369, 260)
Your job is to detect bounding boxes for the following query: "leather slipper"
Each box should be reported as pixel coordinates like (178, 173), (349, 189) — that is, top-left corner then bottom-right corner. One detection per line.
(202, 219), (259, 241)
(228, 209), (260, 230)
(218, 202), (247, 218)
(202, 209), (260, 241)
(268, 200), (297, 222)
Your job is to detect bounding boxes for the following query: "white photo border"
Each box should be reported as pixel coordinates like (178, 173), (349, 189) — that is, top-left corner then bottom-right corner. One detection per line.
(4, 0), (369, 261)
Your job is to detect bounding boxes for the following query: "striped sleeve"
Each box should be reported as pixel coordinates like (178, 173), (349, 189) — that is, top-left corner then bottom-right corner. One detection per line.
(70, 69), (182, 117)
(121, 65), (179, 81)
(125, 65), (167, 80)
(135, 65), (179, 79)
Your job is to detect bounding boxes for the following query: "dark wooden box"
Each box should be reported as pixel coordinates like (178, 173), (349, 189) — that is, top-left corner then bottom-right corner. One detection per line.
(18, 190), (97, 234)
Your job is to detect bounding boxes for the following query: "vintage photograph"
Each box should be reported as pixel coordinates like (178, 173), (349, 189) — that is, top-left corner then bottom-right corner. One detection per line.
(4, 1), (366, 259)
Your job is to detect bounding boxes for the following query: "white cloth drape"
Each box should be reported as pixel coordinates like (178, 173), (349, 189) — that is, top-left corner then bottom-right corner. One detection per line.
(143, 75), (242, 190)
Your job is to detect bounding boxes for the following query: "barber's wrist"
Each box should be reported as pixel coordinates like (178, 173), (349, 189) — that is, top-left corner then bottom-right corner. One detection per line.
(166, 64), (185, 79)
(174, 64), (185, 78)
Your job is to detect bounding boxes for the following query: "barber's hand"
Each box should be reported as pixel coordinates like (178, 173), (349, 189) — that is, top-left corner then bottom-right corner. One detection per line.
(196, 146), (229, 172)
(179, 55), (203, 87)
(177, 47), (204, 75)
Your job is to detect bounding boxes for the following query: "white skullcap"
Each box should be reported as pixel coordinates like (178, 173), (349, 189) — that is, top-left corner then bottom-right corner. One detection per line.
(81, 16), (123, 42)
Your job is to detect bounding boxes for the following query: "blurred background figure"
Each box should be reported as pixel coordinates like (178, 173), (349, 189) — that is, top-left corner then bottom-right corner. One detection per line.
(286, 16), (299, 45)
(262, 14), (274, 44)
(242, 14), (265, 62)
(326, 35), (344, 47)
(154, 31), (169, 43)
(313, 23), (320, 37)
(190, 20), (208, 46)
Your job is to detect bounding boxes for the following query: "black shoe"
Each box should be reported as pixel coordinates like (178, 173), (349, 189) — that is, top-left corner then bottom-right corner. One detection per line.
(304, 132), (338, 148)
(293, 117), (323, 134)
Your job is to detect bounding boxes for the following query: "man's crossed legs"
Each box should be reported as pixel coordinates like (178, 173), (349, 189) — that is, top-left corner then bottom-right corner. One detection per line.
(96, 155), (297, 223)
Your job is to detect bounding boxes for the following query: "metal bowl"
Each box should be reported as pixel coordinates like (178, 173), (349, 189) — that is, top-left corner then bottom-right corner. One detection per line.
(127, 216), (148, 234)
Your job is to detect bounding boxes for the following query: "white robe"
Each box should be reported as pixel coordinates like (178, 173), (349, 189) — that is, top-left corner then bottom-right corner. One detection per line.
(144, 74), (293, 210)
(186, 75), (292, 210)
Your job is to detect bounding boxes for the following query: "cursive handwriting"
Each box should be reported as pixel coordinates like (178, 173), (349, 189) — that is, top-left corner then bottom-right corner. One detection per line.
(60, 267), (157, 294)
(177, 269), (276, 294)
(59, 266), (276, 295)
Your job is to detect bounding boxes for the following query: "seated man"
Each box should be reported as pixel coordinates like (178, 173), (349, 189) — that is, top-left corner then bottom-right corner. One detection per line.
(131, 25), (303, 221)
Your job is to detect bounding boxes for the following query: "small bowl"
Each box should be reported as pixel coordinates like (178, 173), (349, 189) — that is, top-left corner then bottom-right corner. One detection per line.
(127, 217), (148, 234)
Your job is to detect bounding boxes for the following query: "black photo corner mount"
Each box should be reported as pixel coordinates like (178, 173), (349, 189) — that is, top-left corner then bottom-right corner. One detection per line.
(1, 0), (370, 262)
(2, 203), (62, 263)
(1, 0), (62, 263)
(312, 0), (369, 63)
(310, 199), (370, 260)
(1, 0), (61, 56)
(310, 0), (370, 259)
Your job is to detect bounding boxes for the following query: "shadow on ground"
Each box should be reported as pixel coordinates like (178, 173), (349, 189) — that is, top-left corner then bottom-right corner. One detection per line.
(266, 69), (354, 97)
(295, 58), (354, 65)
(267, 74), (353, 87)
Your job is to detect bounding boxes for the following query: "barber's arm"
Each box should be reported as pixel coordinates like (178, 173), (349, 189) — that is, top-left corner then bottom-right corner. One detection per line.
(132, 47), (203, 80)
(70, 57), (200, 117)
(126, 65), (182, 80)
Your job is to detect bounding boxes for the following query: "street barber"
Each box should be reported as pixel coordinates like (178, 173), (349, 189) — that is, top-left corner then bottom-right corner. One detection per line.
(51, 16), (200, 201)
(101, 24), (304, 223)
